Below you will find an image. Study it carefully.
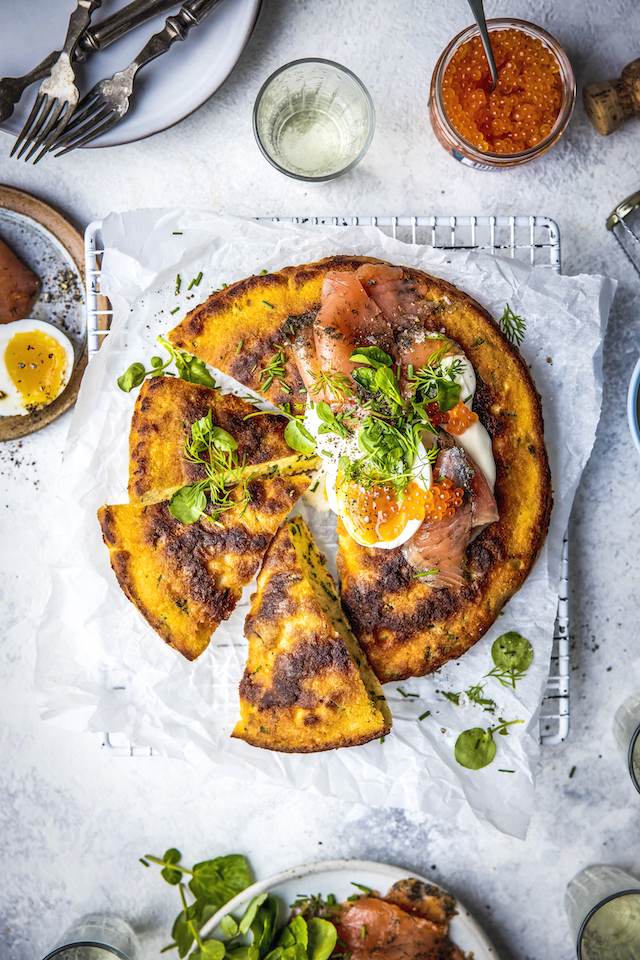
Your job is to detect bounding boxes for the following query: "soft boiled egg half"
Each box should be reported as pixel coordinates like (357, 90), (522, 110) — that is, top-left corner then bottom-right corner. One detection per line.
(304, 404), (433, 550)
(0, 319), (74, 416)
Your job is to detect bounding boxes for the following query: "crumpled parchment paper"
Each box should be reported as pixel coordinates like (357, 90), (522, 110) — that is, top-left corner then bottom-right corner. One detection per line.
(35, 210), (616, 839)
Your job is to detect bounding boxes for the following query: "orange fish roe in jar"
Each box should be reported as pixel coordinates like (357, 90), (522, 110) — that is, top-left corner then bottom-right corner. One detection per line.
(442, 29), (561, 153)
(445, 398), (479, 435)
(422, 477), (464, 523)
(430, 19), (575, 169)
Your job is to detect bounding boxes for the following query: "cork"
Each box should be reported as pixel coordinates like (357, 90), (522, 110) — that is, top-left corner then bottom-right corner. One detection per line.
(583, 58), (640, 136)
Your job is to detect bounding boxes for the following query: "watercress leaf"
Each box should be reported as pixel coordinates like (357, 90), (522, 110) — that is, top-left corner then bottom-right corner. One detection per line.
(151, 356), (165, 368)
(160, 849), (183, 885)
(177, 354), (218, 389)
(307, 918), (337, 960)
(168, 485), (205, 524)
(227, 949), (252, 960)
(374, 366), (403, 405)
(436, 378), (461, 413)
(209, 426), (238, 452)
(315, 401), (333, 424)
(172, 901), (199, 958)
(351, 368), (377, 393)
(492, 632), (534, 673)
(284, 419), (316, 455)
(454, 727), (496, 770)
(238, 893), (268, 936)
(188, 855), (252, 909)
(249, 897), (279, 960)
(197, 940), (227, 960)
(117, 362), (147, 393)
(263, 949), (284, 960)
(349, 346), (393, 369)
(220, 915), (239, 938)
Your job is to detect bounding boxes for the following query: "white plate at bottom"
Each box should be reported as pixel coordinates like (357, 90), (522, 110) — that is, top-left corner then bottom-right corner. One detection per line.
(199, 859), (500, 960)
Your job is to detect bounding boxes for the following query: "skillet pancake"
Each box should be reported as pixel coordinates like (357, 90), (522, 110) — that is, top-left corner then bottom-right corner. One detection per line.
(98, 475), (310, 660)
(168, 256), (552, 682)
(233, 516), (391, 752)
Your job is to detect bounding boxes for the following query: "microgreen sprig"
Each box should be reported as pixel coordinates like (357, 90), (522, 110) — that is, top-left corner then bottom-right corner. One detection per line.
(117, 336), (217, 393)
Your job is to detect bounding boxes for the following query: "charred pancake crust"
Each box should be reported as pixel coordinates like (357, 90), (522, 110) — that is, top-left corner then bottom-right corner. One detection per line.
(97, 476), (310, 661)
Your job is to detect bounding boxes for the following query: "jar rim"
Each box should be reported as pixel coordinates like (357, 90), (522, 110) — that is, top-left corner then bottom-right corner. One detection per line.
(430, 18), (576, 166)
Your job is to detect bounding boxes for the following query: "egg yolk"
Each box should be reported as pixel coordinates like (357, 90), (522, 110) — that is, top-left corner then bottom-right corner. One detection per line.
(337, 477), (428, 545)
(5, 330), (68, 407)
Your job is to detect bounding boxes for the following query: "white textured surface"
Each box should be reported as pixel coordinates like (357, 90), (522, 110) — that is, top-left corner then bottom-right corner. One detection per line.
(1, 1), (640, 959)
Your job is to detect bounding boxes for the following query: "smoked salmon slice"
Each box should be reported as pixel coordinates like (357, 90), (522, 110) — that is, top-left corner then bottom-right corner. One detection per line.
(336, 896), (466, 960)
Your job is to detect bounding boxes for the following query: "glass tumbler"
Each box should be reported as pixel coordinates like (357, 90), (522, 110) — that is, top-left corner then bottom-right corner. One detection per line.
(253, 58), (375, 181)
(613, 692), (640, 794)
(565, 865), (640, 960)
(43, 913), (138, 960)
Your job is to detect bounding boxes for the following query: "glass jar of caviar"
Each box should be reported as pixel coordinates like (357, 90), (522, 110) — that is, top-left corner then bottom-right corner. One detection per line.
(430, 18), (576, 169)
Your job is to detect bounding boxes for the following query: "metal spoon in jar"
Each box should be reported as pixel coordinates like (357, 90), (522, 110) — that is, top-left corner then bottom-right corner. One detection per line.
(466, 0), (498, 91)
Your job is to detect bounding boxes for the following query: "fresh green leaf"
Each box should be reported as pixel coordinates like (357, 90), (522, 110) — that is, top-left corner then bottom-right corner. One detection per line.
(171, 899), (201, 958)
(249, 897), (279, 960)
(350, 883), (372, 895)
(193, 940), (226, 960)
(168, 484), (207, 524)
(349, 346), (393, 369)
(239, 893), (268, 936)
(220, 915), (239, 938)
(161, 849), (184, 885)
(306, 918), (337, 960)
(351, 367), (377, 393)
(117, 362), (147, 393)
(491, 632), (533, 673)
(435, 377), (461, 413)
(227, 949), (252, 960)
(454, 727), (497, 770)
(188, 855), (252, 910)
(284, 419), (316, 455)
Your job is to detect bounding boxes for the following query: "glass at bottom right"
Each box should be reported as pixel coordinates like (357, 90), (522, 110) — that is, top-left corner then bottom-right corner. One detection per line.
(565, 865), (640, 959)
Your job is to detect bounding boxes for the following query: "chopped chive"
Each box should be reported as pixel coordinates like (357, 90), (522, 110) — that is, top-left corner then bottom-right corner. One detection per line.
(236, 340), (244, 354)
(170, 307), (180, 315)
(415, 568), (439, 578)
(418, 710), (431, 721)
(259, 269), (268, 275)
(569, 765), (576, 778)
(397, 687), (419, 698)
(407, 364), (414, 378)
(262, 300), (274, 309)
(172, 231), (182, 235)
(320, 450), (332, 458)
(499, 769), (515, 773)
(281, 383), (291, 394)
(175, 274), (181, 294)
(188, 271), (203, 290)
(379, 736), (385, 744)
(222, 282), (228, 288)
(311, 481), (319, 493)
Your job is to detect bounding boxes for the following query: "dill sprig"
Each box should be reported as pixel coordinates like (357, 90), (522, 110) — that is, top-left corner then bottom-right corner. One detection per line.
(307, 366), (356, 401)
(498, 303), (526, 346)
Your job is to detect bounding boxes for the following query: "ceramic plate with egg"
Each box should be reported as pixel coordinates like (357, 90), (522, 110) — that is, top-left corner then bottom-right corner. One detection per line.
(0, 184), (85, 441)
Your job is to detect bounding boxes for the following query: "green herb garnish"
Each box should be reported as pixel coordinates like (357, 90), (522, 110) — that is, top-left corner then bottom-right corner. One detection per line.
(498, 304), (526, 346)
(485, 631), (533, 688)
(454, 718), (523, 770)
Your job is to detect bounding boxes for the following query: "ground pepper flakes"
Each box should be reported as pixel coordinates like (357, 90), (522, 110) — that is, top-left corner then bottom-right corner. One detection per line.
(442, 28), (562, 153)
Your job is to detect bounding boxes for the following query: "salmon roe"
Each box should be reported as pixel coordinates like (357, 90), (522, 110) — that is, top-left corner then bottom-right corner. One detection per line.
(445, 398), (479, 435)
(423, 477), (464, 523)
(442, 29), (562, 153)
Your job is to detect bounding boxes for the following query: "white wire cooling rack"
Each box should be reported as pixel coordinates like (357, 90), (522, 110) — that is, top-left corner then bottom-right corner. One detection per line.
(86, 215), (569, 753)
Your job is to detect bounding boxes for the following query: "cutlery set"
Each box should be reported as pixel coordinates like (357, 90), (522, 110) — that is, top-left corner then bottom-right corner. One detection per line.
(0, 0), (222, 161)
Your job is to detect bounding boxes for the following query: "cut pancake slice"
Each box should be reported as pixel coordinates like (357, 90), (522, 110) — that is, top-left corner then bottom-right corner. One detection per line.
(128, 376), (319, 504)
(98, 476), (310, 661)
(232, 516), (391, 753)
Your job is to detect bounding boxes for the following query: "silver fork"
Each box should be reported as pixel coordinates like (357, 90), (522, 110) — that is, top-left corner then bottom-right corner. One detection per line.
(0, 0), (177, 126)
(10, 0), (103, 163)
(53, 0), (223, 156)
